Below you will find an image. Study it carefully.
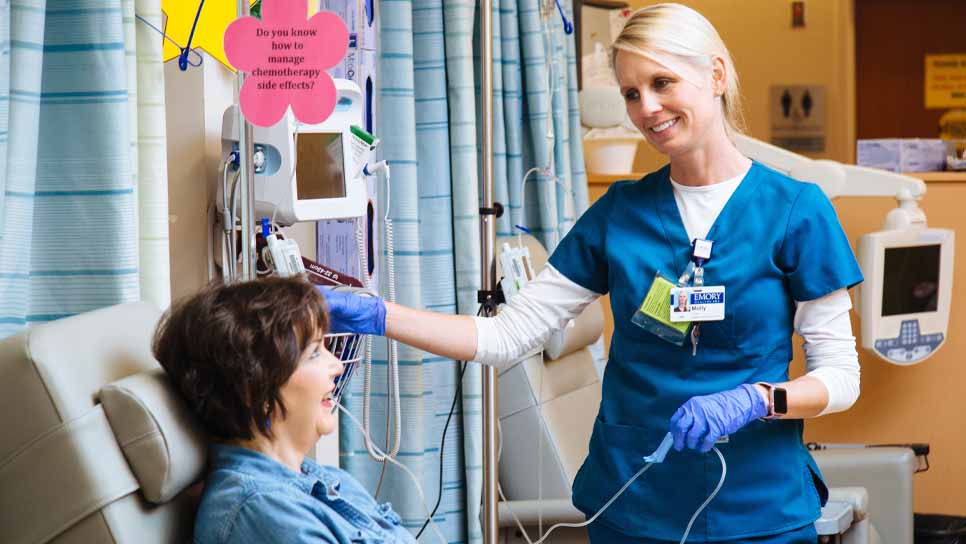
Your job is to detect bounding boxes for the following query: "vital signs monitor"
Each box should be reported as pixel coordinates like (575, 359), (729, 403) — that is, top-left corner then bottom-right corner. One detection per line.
(857, 227), (954, 365)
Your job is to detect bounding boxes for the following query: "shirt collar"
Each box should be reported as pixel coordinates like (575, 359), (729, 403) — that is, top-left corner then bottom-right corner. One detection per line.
(208, 443), (337, 494)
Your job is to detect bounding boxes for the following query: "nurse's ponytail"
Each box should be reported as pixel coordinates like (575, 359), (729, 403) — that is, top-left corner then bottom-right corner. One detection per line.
(611, 3), (746, 138)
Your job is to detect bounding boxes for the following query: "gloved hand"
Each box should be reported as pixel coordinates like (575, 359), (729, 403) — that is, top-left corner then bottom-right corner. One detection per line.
(319, 288), (387, 336)
(670, 384), (768, 453)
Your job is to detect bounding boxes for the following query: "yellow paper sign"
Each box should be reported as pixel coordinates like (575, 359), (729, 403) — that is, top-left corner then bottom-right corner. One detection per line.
(925, 54), (966, 109)
(161, 0), (258, 72)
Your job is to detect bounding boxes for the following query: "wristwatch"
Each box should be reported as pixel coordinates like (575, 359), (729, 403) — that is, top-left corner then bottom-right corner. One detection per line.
(755, 382), (787, 420)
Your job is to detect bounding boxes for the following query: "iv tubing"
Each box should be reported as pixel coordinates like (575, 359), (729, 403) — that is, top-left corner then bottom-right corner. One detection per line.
(503, 446), (727, 544)
(336, 402), (447, 544)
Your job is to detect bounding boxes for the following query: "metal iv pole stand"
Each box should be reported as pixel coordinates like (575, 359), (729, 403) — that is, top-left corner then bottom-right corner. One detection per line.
(479, 0), (499, 541)
(235, 0), (257, 282)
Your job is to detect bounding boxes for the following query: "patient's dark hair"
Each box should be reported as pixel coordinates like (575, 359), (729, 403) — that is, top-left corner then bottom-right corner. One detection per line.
(153, 277), (329, 441)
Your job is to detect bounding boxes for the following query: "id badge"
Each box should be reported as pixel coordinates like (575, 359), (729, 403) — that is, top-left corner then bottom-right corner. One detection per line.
(631, 273), (691, 346)
(669, 286), (726, 322)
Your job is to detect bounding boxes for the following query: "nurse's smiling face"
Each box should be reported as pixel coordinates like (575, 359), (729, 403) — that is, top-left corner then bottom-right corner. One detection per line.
(615, 50), (727, 160)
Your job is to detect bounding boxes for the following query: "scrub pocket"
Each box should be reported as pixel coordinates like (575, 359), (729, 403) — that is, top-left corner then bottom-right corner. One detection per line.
(694, 316), (736, 351)
(804, 456), (829, 507)
(703, 421), (825, 538)
(572, 417), (711, 541)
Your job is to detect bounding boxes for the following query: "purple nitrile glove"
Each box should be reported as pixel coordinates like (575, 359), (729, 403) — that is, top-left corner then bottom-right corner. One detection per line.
(670, 384), (769, 453)
(318, 287), (387, 336)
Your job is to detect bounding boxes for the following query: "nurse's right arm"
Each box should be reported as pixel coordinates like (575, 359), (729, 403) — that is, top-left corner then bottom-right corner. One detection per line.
(385, 265), (599, 369)
(328, 186), (613, 366)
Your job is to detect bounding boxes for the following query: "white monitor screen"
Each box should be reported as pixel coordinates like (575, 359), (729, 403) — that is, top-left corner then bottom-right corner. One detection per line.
(882, 244), (941, 316)
(296, 132), (346, 200)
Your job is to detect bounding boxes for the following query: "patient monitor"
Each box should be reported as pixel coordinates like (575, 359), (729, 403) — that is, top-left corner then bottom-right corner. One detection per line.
(856, 224), (953, 364)
(736, 135), (954, 365)
(221, 78), (367, 226)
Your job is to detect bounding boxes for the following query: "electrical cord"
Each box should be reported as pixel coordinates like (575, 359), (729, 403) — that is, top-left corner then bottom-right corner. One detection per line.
(414, 361), (468, 540)
(227, 169), (241, 281)
(354, 160), (401, 498)
(374, 167), (401, 497)
(415, 304), (482, 540)
(336, 402), (447, 544)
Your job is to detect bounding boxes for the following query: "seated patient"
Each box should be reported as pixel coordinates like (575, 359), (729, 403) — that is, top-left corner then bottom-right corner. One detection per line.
(153, 277), (416, 544)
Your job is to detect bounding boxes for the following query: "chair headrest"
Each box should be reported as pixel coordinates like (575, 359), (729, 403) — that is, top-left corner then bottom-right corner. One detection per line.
(99, 368), (207, 503)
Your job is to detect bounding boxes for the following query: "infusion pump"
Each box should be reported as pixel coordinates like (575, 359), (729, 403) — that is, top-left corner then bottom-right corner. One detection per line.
(221, 78), (368, 226)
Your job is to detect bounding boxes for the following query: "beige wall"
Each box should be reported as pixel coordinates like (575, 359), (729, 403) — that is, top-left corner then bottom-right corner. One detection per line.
(587, 1), (966, 516)
(608, 0), (856, 174)
(807, 184), (966, 516)
(163, 55), (335, 463)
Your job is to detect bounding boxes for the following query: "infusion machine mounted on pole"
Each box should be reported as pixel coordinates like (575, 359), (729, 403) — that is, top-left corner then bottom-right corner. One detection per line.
(221, 78), (368, 226)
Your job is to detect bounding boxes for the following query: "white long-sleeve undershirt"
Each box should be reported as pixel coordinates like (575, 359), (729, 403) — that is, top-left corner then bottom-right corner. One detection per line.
(473, 265), (860, 416)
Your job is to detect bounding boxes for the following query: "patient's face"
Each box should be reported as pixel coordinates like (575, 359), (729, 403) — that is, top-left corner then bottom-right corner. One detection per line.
(277, 335), (343, 443)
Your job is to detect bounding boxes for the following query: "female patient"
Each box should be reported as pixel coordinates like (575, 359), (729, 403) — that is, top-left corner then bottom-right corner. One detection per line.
(153, 277), (416, 544)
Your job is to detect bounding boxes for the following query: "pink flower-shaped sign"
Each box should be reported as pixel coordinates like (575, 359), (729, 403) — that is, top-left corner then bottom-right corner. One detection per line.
(224, 0), (349, 127)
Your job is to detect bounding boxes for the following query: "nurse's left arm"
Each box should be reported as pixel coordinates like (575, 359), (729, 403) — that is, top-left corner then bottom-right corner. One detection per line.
(671, 290), (859, 451)
(755, 288), (860, 419)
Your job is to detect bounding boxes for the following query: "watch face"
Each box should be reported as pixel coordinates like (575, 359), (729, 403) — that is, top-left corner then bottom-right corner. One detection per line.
(774, 388), (788, 414)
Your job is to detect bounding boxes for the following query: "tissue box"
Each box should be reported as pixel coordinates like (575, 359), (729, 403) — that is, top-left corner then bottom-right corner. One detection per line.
(857, 139), (947, 173)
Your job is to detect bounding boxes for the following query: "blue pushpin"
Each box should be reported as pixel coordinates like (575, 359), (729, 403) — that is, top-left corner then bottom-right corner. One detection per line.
(178, 0), (207, 71)
(554, 0), (574, 34)
(260, 217), (271, 238)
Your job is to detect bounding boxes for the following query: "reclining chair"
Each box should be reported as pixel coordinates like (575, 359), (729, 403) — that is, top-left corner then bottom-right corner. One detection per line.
(0, 302), (207, 544)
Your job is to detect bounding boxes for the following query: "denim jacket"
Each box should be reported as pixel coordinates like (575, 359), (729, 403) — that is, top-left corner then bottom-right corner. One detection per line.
(194, 444), (417, 544)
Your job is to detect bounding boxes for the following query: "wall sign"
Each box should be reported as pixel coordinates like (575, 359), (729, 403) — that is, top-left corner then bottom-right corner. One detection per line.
(770, 85), (826, 153)
(925, 54), (966, 109)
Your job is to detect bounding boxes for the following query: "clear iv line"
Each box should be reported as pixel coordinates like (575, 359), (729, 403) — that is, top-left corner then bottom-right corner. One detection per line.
(504, 439), (727, 544)
(336, 402), (447, 544)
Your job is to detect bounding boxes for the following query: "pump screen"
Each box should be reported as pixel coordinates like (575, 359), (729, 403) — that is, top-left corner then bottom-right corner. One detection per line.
(296, 132), (346, 200)
(882, 244), (941, 316)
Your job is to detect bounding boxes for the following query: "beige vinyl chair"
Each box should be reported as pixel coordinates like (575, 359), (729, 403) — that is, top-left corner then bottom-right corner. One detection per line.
(494, 234), (607, 541)
(0, 302), (207, 544)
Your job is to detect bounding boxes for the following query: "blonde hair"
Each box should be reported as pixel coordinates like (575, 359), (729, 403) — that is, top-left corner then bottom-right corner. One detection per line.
(612, 3), (746, 136)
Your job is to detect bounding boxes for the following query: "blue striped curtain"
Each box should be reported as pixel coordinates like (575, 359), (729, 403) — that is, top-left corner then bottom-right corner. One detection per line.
(486, 0), (587, 245)
(340, 0), (585, 542)
(0, 0), (145, 338)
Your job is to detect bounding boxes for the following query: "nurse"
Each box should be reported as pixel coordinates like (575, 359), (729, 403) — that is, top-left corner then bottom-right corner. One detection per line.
(325, 3), (862, 543)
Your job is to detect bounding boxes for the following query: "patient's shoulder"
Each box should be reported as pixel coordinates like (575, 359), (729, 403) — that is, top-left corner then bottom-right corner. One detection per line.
(195, 481), (335, 543)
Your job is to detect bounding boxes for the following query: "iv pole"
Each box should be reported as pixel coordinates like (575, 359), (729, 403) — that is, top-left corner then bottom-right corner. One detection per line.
(479, 0), (499, 541)
(235, 0), (256, 282)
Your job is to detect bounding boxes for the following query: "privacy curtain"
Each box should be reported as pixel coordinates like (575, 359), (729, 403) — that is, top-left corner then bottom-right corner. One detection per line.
(339, 0), (585, 541)
(0, 0), (170, 340)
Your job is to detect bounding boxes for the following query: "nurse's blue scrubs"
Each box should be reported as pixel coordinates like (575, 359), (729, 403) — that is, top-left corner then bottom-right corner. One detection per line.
(547, 163), (862, 543)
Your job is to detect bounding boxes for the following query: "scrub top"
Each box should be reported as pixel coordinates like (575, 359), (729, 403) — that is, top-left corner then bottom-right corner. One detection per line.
(547, 162), (862, 542)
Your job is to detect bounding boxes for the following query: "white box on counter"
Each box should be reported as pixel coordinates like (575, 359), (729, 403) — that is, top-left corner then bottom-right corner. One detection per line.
(857, 139), (946, 173)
